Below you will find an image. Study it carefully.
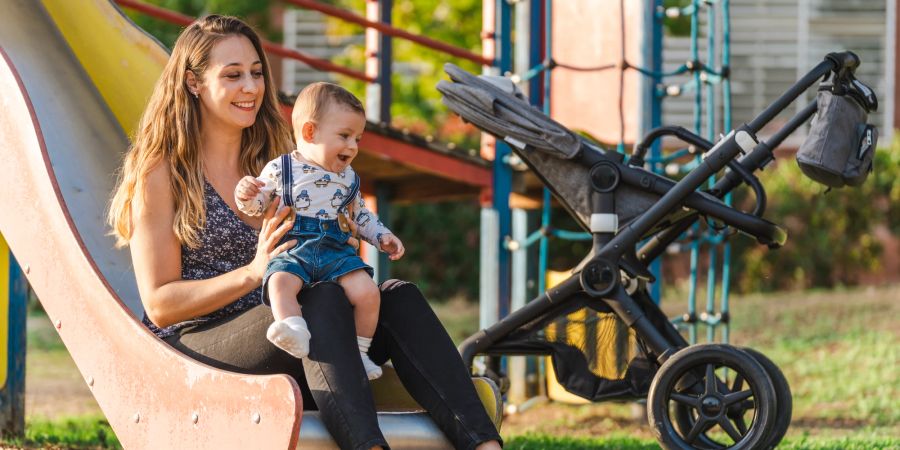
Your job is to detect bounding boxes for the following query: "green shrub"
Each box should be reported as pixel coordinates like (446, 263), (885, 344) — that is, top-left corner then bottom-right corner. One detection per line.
(730, 137), (900, 292)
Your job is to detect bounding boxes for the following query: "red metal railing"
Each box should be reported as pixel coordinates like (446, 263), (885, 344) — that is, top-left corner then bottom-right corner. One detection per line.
(282, 0), (491, 66)
(115, 0), (374, 82)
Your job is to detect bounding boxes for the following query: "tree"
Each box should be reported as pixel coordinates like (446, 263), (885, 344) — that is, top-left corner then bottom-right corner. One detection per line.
(125, 0), (281, 48)
(327, 0), (482, 144)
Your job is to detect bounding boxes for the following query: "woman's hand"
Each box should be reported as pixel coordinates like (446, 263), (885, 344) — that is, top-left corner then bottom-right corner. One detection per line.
(248, 196), (296, 282)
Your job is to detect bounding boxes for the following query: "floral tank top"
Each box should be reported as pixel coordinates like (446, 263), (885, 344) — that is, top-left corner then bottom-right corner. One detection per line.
(143, 180), (261, 338)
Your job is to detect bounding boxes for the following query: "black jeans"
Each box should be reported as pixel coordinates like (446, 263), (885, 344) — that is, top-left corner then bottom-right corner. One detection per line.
(164, 280), (502, 450)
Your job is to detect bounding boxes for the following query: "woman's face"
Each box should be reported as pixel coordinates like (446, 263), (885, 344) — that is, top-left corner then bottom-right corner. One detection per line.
(196, 35), (265, 133)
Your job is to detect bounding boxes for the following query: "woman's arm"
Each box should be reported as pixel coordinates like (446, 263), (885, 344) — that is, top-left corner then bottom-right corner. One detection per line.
(131, 164), (295, 328)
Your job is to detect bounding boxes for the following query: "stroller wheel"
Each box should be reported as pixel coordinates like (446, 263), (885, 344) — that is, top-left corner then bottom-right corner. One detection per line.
(670, 347), (792, 450)
(740, 347), (792, 449)
(647, 344), (776, 450)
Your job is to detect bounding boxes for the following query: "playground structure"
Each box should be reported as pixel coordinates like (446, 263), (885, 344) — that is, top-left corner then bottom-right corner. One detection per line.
(0, 0), (501, 448)
(0, 0), (884, 449)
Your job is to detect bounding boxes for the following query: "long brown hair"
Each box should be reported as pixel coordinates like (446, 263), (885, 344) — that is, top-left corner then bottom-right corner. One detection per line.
(109, 15), (292, 248)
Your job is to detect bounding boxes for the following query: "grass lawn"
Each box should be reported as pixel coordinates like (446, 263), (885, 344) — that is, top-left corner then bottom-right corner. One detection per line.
(4, 284), (898, 449)
(496, 284), (899, 449)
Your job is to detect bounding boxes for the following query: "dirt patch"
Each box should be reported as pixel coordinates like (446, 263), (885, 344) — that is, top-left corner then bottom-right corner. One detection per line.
(25, 368), (101, 419)
(25, 317), (102, 420)
(502, 402), (656, 440)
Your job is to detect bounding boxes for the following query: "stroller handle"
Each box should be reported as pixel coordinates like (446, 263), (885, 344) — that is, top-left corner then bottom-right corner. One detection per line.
(601, 55), (846, 261)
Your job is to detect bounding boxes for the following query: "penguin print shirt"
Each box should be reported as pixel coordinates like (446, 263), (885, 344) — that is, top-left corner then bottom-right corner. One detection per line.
(237, 152), (392, 248)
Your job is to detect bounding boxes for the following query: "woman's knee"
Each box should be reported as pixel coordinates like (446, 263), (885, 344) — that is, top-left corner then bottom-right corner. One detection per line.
(380, 279), (424, 302)
(378, 279), (431, 316)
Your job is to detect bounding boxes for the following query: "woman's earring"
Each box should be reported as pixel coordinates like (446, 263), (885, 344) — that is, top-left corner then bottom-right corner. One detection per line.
(193, 91), (199, 99)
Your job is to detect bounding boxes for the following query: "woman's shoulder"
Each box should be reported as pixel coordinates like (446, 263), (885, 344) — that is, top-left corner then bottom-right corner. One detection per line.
(145, 161), (171, 184)
(137, 162), (174, 210)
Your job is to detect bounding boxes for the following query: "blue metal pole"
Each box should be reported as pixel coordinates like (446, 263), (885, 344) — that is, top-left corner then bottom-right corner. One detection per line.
(0, 240), (26, 437)
(538, 190), (550, 294)
(646, 0), (664, 303)
(687, 0), (702, 343)
(687, 234), (698, 343)
(538, 0), (552, 295)
(705, 0), (718, 343)
(378, 0), (393, 124)
(494, 0), (513, 320)
(721, 0), (733, 344)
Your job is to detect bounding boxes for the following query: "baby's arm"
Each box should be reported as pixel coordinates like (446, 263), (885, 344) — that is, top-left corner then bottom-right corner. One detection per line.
(235, 159), (282, 216)
(353, 195), (404, 260)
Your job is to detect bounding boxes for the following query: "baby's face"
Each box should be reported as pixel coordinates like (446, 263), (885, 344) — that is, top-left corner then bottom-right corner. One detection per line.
(299, 105), (365, 173)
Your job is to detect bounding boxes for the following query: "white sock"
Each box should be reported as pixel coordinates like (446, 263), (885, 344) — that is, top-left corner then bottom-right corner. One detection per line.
(357, 336), (382, 380)
(266, 316), (311, 359)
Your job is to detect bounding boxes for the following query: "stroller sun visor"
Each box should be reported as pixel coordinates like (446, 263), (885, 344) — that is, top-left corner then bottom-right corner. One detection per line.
(437, 63), (582, 160)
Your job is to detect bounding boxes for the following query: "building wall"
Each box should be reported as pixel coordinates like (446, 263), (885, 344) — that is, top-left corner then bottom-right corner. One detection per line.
(660, 0), (890, 146)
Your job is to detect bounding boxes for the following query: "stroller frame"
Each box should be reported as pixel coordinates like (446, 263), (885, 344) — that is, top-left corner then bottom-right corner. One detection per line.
(454, 52), (864, 449)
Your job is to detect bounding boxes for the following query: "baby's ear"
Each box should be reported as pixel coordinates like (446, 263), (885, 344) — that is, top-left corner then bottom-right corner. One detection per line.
(300, 121), (317, 143)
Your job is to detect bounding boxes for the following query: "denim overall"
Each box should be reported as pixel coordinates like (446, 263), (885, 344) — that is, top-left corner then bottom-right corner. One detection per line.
(262, 154), (373, 304)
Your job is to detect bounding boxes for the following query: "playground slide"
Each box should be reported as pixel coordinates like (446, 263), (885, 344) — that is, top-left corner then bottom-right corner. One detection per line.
(0, 1), (480, 448)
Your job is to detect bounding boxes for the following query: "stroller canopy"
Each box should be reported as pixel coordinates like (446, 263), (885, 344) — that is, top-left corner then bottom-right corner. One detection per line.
(438, 63), (659, 231)
(437, 63), (582, 160)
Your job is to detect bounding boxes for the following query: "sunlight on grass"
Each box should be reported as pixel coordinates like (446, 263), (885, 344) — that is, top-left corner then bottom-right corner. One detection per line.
(505, 433), (659, 450)
(2, 415), (122, 449)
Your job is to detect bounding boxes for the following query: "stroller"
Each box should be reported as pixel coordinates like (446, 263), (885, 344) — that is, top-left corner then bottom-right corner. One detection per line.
(437, 51), (878, 450)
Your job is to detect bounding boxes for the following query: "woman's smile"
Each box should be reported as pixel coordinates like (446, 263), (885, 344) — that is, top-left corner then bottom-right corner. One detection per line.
(232, 100), (256, 111)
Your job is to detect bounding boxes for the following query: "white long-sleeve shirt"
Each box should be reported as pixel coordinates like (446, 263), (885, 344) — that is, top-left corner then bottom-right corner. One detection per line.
(236, 153), (392, 248)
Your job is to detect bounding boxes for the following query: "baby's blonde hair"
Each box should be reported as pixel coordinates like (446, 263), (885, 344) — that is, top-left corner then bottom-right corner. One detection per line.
(291, 82), (365, 133)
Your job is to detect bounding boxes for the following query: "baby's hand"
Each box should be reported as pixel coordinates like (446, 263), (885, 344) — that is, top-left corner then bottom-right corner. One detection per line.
(379, 234), (405, 261)
(235, 176), (264, 203)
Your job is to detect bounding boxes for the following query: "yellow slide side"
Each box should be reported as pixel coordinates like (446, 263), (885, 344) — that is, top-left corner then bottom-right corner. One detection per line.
(40, 0), (168, 135)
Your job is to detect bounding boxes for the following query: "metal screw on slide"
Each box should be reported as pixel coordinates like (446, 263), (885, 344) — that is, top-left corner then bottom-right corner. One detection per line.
(192, 412), (199, 424)
(251, 412), (261, 424)
(86, 376), (94, 387)
(55, 320), (61, 330)
(133, 412), (140, 424)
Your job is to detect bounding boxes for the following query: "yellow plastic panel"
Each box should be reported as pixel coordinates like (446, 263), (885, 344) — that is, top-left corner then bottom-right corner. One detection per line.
(544, 270), (588, 404)
(40, 0), (168, 135)
(0, 235), (9, 387)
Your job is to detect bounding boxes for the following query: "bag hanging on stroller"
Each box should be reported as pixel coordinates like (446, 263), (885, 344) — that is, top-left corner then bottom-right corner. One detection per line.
(797, 56), (879, 188)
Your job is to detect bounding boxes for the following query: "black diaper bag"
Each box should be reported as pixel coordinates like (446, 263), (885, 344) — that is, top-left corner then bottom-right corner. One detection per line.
(797, 69), (878, 188)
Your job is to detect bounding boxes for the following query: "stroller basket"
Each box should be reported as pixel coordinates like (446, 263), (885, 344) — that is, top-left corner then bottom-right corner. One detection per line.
(494, 290), (674, 401)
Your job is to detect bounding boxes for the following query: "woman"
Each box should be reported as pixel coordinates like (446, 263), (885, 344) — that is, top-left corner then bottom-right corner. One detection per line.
(108, 15), (501, 450)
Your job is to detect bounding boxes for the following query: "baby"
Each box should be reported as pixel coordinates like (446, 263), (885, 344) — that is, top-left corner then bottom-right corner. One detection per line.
(235, 82), (404, 380)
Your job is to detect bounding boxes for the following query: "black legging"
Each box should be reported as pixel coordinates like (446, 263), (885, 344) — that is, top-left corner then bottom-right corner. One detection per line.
(164, 280), (502, 450)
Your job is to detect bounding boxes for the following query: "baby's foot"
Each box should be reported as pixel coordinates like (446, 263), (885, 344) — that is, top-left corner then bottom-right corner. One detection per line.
(267, 316), (311, 359)
(360, 352), (383, 380)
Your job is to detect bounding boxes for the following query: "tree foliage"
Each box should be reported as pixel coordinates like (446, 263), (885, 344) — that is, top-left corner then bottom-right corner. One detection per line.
(327, 0), (482, 143)
(125, 0), (281, 48)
